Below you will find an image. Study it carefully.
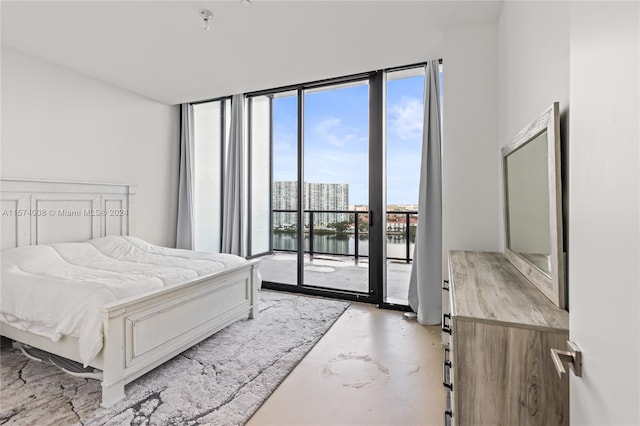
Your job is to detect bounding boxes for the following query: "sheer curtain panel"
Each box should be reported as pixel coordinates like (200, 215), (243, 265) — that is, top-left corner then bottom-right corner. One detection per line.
(408, 60), (443, 325)
(221, 94), (246, 257)
(176, 103), (195, 250)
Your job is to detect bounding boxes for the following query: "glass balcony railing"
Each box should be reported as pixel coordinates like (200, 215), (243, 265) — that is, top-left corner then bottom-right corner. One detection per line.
(272, 209), (417, 263)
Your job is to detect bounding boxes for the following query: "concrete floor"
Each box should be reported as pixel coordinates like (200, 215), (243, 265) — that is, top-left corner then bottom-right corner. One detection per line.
(259, 253), (412, 304)
(247, 301), (445, 426)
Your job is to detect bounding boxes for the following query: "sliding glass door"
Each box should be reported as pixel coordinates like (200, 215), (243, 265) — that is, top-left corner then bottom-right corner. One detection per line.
(247, 63), (432, 307)
(302, 80), (369, 293)
(251, 78), (374, 300)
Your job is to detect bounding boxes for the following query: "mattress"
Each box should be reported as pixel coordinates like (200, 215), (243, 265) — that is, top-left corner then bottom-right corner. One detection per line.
(0, 236), (248, 366)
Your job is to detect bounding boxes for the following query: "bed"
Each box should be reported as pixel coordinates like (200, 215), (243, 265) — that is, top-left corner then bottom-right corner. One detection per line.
(0, 179), (260, 407)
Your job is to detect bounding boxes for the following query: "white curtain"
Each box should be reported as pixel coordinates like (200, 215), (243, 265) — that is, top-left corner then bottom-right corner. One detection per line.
(221, 94), (246, 256)
(176, 103), (195, 250)
(408, 60), (443, 325)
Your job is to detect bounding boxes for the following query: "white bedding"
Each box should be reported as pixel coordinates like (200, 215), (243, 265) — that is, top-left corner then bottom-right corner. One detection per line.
(0, 236), (249, 366)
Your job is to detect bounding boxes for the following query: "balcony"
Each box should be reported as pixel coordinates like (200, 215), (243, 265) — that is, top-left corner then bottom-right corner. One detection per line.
(259, 209), (417, 304)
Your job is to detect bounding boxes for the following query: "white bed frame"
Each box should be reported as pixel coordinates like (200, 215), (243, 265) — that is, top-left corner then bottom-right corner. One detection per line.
(0, 179), (260, 407)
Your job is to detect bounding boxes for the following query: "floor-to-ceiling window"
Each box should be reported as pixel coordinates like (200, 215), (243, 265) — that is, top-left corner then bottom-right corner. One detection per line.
(252, 90), (299, 286)
(245, 63), (437, 308)
(192, 98), (230, 253)
(186, 62), (439, 307)
(385, 67), (425, 304)
(248, 95), (272, 257)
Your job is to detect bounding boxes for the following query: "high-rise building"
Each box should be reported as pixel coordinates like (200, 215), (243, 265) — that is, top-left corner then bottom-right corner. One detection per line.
(272, 181), (298, 228)
(303, 182), (349, 226)
(273, 181), (349, 227)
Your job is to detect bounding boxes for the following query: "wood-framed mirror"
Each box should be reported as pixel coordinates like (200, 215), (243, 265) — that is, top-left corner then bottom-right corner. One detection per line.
(502, 102), (565, 309)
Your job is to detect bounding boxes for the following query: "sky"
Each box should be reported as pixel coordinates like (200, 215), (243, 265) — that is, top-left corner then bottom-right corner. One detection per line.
(272, 74), (427, 206)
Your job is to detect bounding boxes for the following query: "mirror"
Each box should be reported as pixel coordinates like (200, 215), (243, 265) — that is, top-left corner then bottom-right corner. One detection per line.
(505, 131), (551, 272)
(502, 102), (565, 309)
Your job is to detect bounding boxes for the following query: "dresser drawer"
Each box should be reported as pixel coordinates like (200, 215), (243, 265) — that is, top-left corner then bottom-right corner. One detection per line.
(447, 251), (569, 426)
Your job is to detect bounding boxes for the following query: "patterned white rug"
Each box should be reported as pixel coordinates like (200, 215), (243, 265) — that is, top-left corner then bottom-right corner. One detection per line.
(0, 291), (349, 426)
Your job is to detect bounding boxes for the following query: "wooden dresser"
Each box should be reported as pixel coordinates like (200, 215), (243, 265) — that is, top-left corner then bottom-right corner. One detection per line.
(443, 251), (569, 426)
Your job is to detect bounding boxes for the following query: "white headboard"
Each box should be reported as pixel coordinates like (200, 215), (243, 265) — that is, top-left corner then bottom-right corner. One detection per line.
(1, 179), (135, 250)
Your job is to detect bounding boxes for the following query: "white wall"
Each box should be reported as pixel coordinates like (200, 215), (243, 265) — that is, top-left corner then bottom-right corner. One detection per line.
(498, 1), (571, 251)
(1, 47), (180, 247)
(568, 2), (639, 424)
(442, 20), (500, 267)
(498, 1), (570, 145)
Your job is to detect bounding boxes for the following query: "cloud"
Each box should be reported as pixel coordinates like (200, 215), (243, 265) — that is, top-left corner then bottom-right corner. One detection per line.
(389, 97), (424, 141)
(316, 117), (342, 131)
(314, 117), (346, 148)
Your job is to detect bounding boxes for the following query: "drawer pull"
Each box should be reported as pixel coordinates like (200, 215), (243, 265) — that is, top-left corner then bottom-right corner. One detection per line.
(550, 340), (583, 378)
(442, 279), (450, 291)
(444, 410), (453, 426)
(442, 313), (452, 335)
(443, 359), (453, 391)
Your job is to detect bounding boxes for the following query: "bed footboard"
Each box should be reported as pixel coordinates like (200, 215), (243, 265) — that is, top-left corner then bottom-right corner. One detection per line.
(99, 260), (260, 408)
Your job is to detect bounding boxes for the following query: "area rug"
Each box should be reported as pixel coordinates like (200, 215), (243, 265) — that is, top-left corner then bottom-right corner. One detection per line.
(0, 290), (349, 426)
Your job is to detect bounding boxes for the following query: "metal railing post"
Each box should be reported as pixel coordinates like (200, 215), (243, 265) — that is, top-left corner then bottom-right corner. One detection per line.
(405, 212), (411, 263)
(354, 212), (359, 260)
(309, 211), (314, 257)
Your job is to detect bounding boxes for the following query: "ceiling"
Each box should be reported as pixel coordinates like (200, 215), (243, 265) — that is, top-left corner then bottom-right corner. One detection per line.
(1, 1), (502, 105)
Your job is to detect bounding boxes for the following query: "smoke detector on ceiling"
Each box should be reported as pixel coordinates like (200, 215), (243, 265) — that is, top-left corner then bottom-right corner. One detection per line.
(199, 9), (213, 31)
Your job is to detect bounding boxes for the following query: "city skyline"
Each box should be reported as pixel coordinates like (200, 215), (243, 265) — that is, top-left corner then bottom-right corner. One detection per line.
(272, 181), (349, 227)
(272, 180), (417, 211)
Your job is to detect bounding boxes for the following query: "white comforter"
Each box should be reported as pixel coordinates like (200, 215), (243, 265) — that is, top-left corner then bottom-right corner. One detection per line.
(0, 236), (248, 366)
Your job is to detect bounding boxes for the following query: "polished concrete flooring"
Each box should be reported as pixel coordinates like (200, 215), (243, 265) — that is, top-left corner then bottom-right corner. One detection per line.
(247, 301), (445, 426)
